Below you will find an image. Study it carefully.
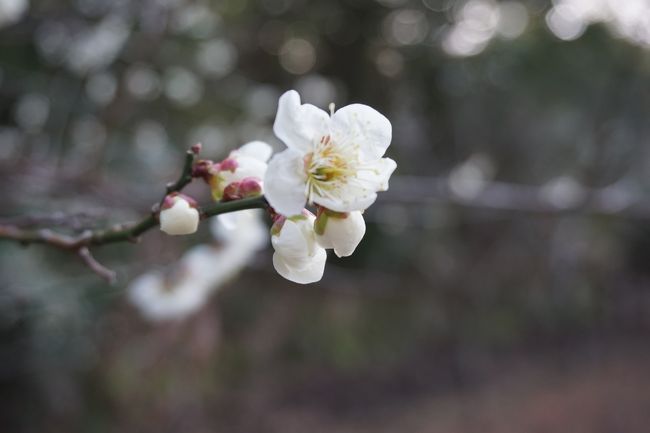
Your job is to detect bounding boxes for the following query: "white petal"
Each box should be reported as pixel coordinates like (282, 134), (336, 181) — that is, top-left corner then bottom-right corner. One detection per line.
(127, 271), (210, 322)
(316, 211), (366, 257)
(264, 149), (307, 216)
(159, 198), (200, 235)
(331, 103), (392, 162)
(213, 212), (239, 233)
(314, 190), (377, 213)
(221, 155), (268, 184)
(358, 157), (397, 192)
(273, 90), (330, 154)
(272, 247), (326, 284)
(271, 220), (311, 264)
(271, 217), (311, 261)
(236, 140), (273, 162)
(312, 157), (396, 212)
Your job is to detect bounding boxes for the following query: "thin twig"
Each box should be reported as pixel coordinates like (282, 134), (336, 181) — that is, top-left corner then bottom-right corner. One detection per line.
(78, 247), (117, 284)
(164, 148), (197, 196)
(0, 145), (268, 283)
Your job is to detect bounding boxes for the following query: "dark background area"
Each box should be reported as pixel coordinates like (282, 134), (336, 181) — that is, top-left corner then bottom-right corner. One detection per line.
(2, 0), (650, 431)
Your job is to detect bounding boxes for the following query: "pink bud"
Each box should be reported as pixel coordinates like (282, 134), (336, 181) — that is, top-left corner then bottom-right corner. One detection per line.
(218, 158), (238, 172)
(191, 143), (202, 154)
(162, 192), (198, 210)
(239, 177), (262, 197)
(192, 159), (216, 182)
(222, 177), (263, 202)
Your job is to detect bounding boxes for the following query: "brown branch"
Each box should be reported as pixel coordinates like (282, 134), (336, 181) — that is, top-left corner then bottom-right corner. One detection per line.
(0, 144), (269, 283)
(78, 247), (117, 284)
(0, 211), (103, 229)
(386, 176), (650, 220)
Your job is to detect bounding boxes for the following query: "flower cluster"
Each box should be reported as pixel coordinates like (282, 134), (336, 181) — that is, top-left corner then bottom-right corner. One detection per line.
(265, 90), (395, 283)
(155, 90), (396, 285)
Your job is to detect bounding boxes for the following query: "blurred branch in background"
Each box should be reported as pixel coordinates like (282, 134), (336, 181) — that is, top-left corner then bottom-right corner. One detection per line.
(388, 175), (650, 219)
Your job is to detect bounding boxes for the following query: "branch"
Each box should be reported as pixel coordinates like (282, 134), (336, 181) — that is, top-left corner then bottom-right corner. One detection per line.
(0, 145), (268, 283)
(78, 247), (117, 284)
(202, 196), (268, 218)
(164, 147), (197, 197)
(386, 176), (650, 220)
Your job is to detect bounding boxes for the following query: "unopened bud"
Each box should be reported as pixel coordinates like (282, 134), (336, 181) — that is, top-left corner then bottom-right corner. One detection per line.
(218, 158), (238, 172)
(159, 194), (200, 236)
(192, 159), (216, 182)
(314, 207), (366, 257)
(222, 177), (263, 202)
(271, 212), (326, 284)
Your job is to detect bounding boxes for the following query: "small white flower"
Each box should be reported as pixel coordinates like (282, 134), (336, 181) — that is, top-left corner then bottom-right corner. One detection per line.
(264, 90), (397, 216)
(211, 209), (269, 252)
(315, 210), (366, 258)
(159, 195), (200, 235)
(211, 140), (272, 200)
(129, 212), (269, 322)
(271, 213), (327, 284)
(127, 270), (210, 322)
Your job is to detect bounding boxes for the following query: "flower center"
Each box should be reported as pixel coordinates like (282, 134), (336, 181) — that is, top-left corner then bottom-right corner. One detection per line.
(304, 135), (357, 203)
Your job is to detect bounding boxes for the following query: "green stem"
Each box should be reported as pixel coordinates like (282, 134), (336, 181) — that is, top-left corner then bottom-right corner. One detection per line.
(201, 195), (268, 218)
(0, 146), (267, 283)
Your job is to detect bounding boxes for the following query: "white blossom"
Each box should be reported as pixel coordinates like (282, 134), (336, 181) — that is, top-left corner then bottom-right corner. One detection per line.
(264, 90), (397, 216)
(129, 211), (268, 322)
(271, 214), (327, 284)
(128, 273), (208, 322)
(315, 210), (366, 258)
(210, 140), (272, 199)
(159, 196), (199, 235)
(211, 209), (269, 252)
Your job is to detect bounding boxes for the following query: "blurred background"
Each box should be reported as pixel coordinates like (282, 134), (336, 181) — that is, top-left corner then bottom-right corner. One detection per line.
(2, 0), (650, 431)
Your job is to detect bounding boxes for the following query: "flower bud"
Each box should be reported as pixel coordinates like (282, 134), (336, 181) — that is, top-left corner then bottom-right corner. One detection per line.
(222, 177), (263, 201)
(159, 194), (200, 235)
(190, 142), (202, 154)
(314, 208), (366, 257)
(209, 141), (272, 201)
(192, 159), (216, 183)
(271, 213), (326, 284)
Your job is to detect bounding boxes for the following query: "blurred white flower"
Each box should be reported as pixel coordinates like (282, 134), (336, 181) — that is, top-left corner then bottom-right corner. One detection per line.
(159, 195), (200, 235)
(129, 210), (268, 322)
(315, 209), (366, 258)
(271, 213), (327, 284)
(265, 90), (396, 216)
(211, 209), (268, 251)
(127, 270), (210, 322)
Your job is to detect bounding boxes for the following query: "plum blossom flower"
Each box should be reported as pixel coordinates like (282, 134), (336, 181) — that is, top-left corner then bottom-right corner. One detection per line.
(127, 248), (213, 322)
(208, 140), (272, 200)
(271, 212), (327, 284)
(159, 194), (199, 235)
(129, 210), (268, 322)
(314, 208), (366, 258)
(264, 90), (397, 216)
